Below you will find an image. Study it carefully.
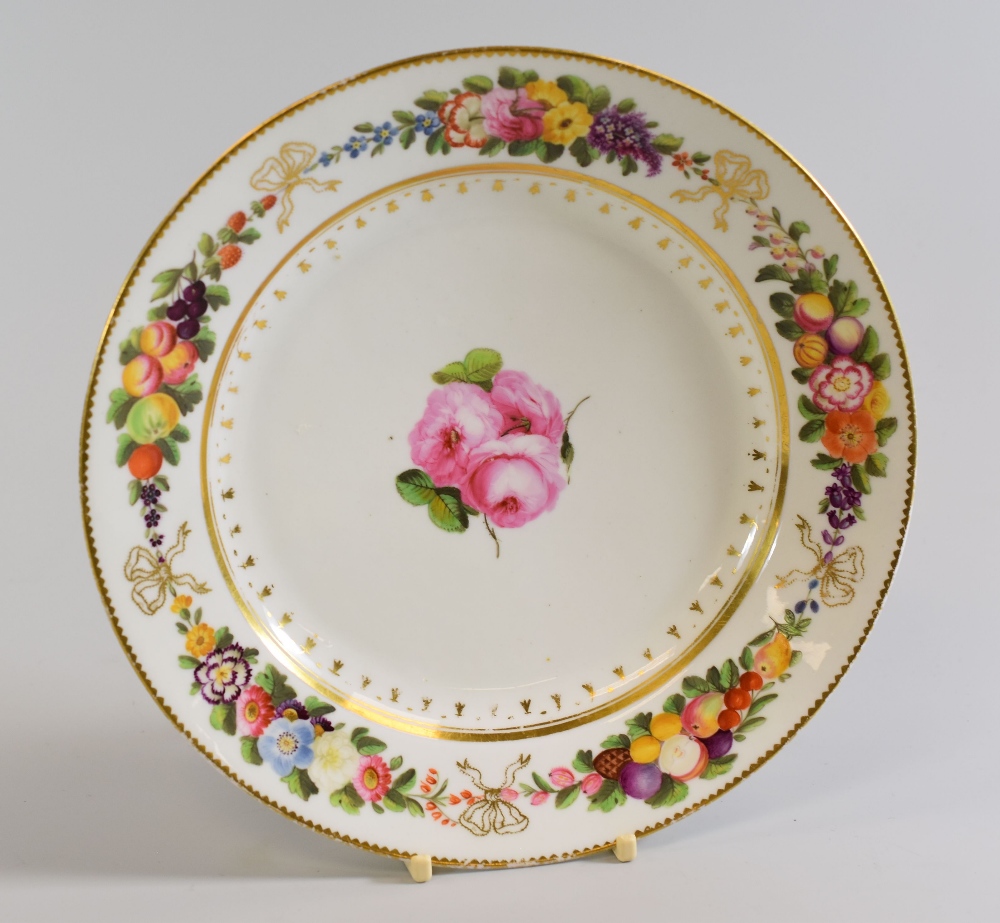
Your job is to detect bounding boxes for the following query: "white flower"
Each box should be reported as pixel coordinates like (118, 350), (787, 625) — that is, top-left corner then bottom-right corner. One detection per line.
(309, 730), (360, 793)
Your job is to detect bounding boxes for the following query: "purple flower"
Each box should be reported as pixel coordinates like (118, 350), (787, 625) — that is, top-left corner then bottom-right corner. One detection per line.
(587, 106), (662, 176)
(833, 464), (853, 488)
(194, 644), (251, 704)
(821, 528), (846, 546)
(275, 699), (309, 721)
(825, 481), (862, 510)
(311, 715), (334, 733)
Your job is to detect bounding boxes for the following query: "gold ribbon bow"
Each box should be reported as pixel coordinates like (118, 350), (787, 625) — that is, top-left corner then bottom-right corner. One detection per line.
(456, 756), (531, 837)
(123, 522), (211, 616)
(671, 149), (770, 232)
(776, 515), (865, 607)
(250, 142), (340, 233)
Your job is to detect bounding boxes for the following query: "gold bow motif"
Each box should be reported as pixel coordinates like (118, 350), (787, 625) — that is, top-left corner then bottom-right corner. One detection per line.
(123, 522), (211, 616)
(776, 515), (865, 607)
(250, 142), (340, 233)
(671, 150), (770, 232)
(456, 755), (531, 837)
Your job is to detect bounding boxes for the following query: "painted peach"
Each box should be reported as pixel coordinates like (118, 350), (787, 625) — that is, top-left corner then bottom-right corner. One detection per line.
(140, 321), (178, 358)
(793, 333), (828, 369)
(122, 354), (163, 397)
(792, 293), (834, 333)
(161, 340), (199, 385)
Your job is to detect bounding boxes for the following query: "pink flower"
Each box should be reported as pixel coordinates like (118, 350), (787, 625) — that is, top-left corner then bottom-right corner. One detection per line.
(354, 755), (393, 803)
(480, 87), (545, 142)
(408, 383), (503, 490)
(549, 767), (575, 788)
(530, 790), (549, 806)
(465, 435), (565, 528)
(809, 355), (874, 413)
(500, 787), (518, 802)
(581, 772), (603, 796)
(235, 684), (275, 737)
(490, 369), (564, 444)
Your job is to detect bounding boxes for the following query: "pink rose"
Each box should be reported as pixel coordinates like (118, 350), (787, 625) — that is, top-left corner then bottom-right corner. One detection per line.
(549, 767), (575, 788)
(809, 355), (874, 413)
(480, 87), (545, 142)
(581, 772), (603, 796)
(408, 382), (503, 489)
(491, 369), (564, 444)
(465, 434), (565, 528)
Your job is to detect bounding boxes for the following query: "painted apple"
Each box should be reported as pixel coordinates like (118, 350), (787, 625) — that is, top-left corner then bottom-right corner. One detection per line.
(681, 692), (725, 738)
(619, 761), (664, 800)
(122, 354), (163, 398)
(125, 393), (181, 444)
(657, 734), (708, 782)
(703, 730), (733, 760)
(753, 631), (792, 679)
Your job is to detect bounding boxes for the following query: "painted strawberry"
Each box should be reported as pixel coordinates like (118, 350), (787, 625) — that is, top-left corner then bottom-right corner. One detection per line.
(227, 211), (247, 233)
(261, 195), (277, 210)
(218, 244), (242, 269)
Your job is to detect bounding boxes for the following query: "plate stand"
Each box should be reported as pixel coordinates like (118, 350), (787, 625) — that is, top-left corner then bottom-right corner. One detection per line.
(613, 834), (638, 863)
(403, 854), (433, 883)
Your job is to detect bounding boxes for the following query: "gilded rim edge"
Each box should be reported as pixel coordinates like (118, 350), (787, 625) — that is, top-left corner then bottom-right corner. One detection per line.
(79, 44), (916, 869)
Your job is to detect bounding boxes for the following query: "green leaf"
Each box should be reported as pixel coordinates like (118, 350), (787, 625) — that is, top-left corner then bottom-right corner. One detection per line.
(428, 488), (469, 532)
(790, 270), (829, 295)
(870, 353), (891, 380)
(556, 75), (593, 103)
(354, 736), (387, 756)
(353, 122), (374, 133)
(682, 675), (711, 697)
(720, 659), (740, 690)
(497, 66), (520, 89)
(736, 716), (766, 734)
(389, 755), (403, 771)
(127, 479), (142, 506)
(115, 434), (138, 467)
(479, 136), (505, 157)
(282, 767), (319, 801)
(395, 469), (437, 506)
(706, 665), (723, 693)
(740, 646), (753, 671)
(573, 750), (594, 773)
(842, 297), (870, 317)
(150, 268), (181, 302)
(852, 327), (879, 364)
(399, 126), (416, 150)
(210, 704), (237, 735)
(304, 696), (336, 717)
(536, 141), (564, 164)
(238, 228), (261, 245)
(791, 366), (813, 384)
(425, 126), (445, 155)
(700, 754), (737, 780)
(852, 463), (872, 495)
(750, 628), (775, 647)
(625, 712), (652, 739)
(431, 361), (469, 385)
(371, 801), (384, 815)
(532, 771), (557, 794)
(170, 424), (190, 444)
(663, 694), (687, 716)
(617, 97), (636, 113)
(756, 264), (793, 283)
(652, 133), (683, 155)
(257, 664), (297, 707)
(508, 139), (539, 157)
(588, 85), (611, 113)
(555, 783), (582, 809)
(197, 233), (216, 258)
(107, 388), (137, 429)
(406, 797), (425, 817)
(865, 452), (889, 478)
(240, 735), (263, 765)
(691, 151), (711, 165)
(811, 454), (840, 470)
(391, 767), (416, 794)
(190, 326), (216, 362)
(383, 790), (406, 812)
(799, 419), (825, 443)
(392, 109), (416, 125)
(462, 75), (494, 94)
(601, 734), (631, 750)
(202, 257), (221, 281)
(824, 254), (840, 280)
(464, 347), (502, 384)
(587, 779), (627, 812)
(788, 221), (810, 242)
(645, 775), (688, 808)
(203, 284), (229, 310)
(790, 650), (803, 666)
(769, 292), (795, 318)
(147, 305), (168, 321)
(119, 328), (142, 365)
(775, 319), (804, 341)
(621, 154), (638, 176)
(568, 135), (595, 167)
(350, 727), (368, 745)
(798, 395), (825, 421)
(214, 626), (233, 649)
(414, 94), (445, 111)
(155, 436), (180, 466)
(747, 693), (778, 717)
(875, 417), (897, 446)
(160, 377), (203, 415)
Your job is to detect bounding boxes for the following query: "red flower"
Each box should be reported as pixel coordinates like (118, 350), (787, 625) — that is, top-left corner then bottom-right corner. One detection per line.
(235, 684), (275, 737)
(354, 755), (393, 802)
(821, 410), (878, 465)
(672, 152), (694, 170)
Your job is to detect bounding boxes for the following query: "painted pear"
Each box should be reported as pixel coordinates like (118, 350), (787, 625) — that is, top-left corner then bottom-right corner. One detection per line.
(753, 631), (792, 678)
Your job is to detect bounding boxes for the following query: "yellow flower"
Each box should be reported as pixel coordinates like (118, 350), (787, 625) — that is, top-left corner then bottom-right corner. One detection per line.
(171, 594), (194, 614)
(525, 80), (567, 107)
(185, 623), (216, 658)
(862, 380), (890, 420)
(542, 101), (594, 146)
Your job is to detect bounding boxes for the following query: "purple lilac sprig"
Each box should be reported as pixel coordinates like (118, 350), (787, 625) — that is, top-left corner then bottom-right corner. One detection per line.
(819, 465), (863, 562)
(587, 105), (663, 176)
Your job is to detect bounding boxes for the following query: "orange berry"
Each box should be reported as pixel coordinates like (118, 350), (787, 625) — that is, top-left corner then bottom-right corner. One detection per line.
(793, 333), (828, 369)
(724, 688), (751, 710)
(227, 211), (247, 233)
(718, 709), (741, 731)
(218, 244), (242, 269)
(739, 671), (764, 692)
(261, 194), (277, 210)
(128, 443), (163, 479)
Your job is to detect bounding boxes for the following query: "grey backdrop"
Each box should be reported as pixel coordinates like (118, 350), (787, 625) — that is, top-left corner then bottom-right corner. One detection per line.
(2, 1), (995, 919)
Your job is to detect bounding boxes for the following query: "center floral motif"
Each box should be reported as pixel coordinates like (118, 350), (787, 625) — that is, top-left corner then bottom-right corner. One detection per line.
(396, 348), (587, 556)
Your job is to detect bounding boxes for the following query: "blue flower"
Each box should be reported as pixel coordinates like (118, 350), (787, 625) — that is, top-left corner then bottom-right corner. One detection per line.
(346, 135), (368, 158)
(414, 112), (440, 135)
(318, 151), (333, 167)
(259, 717), (315, 775)
(372, 121), (398, 145)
